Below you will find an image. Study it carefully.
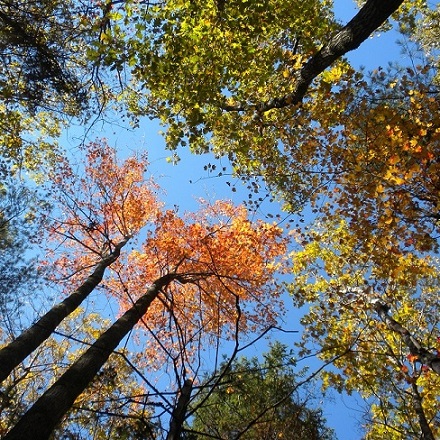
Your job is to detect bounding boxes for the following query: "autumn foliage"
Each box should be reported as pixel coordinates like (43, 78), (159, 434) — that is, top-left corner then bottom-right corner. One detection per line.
(2, 0), (440, 438)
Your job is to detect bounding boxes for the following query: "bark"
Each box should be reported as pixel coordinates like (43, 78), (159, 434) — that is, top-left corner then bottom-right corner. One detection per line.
(224, 0), (405, 112)
(411, 382), (435, 440)
(374, 302), (440, 374)
(0, 237), (130, 383)
(167, 379), (193, 440)
(3, 273), (179, 440)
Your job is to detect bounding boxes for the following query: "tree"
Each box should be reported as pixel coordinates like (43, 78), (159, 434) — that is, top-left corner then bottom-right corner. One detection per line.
(288, 218), (440, 439)
(0, 309), (158, 439)
(185, 342), (335, 440)
(0, 182), (43, 325)
(2, 0), (438, 438)
(0, 141), (289, 439)
(0, 0), (123, 176)
(0, 141), (159, 382)
(90, 0), (409, 170)
(93, 3), (440, 435)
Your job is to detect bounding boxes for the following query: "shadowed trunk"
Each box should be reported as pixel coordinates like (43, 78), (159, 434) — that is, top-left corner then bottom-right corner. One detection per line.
(167, 379), (194, 440)
(0, 237), (130, 383)
(3, 273), (180, 440)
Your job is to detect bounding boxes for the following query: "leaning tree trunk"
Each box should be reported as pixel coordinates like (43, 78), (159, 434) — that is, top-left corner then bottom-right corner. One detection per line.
(0, 237), (130, 383)
(3, 273), (179, 440)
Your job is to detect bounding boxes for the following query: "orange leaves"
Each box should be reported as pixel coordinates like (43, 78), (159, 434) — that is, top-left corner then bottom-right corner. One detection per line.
(106, 199), (288, 365)
(47, 141), (288, 365)
(46, 140), (161, 282)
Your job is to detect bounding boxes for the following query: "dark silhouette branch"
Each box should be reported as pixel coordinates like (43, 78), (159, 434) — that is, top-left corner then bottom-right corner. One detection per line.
(223, 0), (405, 113)
(167, 379), (193, 440)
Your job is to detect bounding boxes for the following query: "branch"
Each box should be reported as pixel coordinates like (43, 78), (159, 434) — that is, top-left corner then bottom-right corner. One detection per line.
(223, 0), (405, 113)
(372, 300), (440, 375)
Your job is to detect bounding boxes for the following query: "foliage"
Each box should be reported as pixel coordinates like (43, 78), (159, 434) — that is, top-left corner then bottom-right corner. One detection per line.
(289, 219), (440, 438)
(278, 63), (440, 250)
(0, 141), (291, 438)
(186, 342), (335, 440)
(0, 182), (44, 321)
(0, 308), (158, 439)
(0, 0), (124, 175)
(1, 0), (440, 438)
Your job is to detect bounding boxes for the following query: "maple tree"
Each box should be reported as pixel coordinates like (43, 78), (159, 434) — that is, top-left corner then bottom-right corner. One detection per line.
(0, 141), (289, 439)
(0, 140), (158, 382)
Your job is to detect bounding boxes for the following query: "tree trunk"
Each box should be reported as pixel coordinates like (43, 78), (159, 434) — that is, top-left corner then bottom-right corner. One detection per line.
(167, 379), (193, 440)
(411, 382), (435, 440)
(0, 237), (130, 383)
(3, 273), (178, 440)
(374, 301), (440, 374)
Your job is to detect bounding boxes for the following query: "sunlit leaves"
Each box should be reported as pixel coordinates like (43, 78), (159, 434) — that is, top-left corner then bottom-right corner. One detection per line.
(100, 0), (338, 159)
(44, 140), (288, 375)
(289, 218), (440, 437)
(106, 198), (288, 368)
(43, 140), (161, 284)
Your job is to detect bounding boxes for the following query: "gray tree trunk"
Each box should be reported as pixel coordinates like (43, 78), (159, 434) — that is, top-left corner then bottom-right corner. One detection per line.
(0, 237), (130, 383)
(3, 273), (178, 440)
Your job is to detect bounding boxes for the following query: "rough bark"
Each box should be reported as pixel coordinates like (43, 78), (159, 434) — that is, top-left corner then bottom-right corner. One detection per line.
(0, 237), (130, 383)
(167, 379), (193, 440)
(374, 301), (440, 374)
(411, 382), (435, 440)
(3, 273), (179, 440)
(224, 0), (405, 112)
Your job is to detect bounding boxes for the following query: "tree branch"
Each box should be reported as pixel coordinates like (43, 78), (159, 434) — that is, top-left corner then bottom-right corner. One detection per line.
(373, 300), (440, 375)
(223, 0), (405, 113)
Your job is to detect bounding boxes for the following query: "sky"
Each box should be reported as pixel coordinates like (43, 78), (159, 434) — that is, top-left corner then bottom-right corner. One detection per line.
(58, 0), (409, 438)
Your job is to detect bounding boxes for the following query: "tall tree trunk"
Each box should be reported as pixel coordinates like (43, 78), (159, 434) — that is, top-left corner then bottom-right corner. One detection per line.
(0, 237), (130, 383)
(411, 382), (435, 440)
(3, 273), (179, 440)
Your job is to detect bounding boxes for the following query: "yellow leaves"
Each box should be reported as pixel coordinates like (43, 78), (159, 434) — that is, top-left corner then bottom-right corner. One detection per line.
(384, 166), (405, 185)
(321, 64), (348, 83)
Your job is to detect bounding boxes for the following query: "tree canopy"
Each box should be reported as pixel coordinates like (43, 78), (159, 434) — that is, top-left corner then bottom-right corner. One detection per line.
(0, 0), (439, 438)
(187, 342), (335, 440)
